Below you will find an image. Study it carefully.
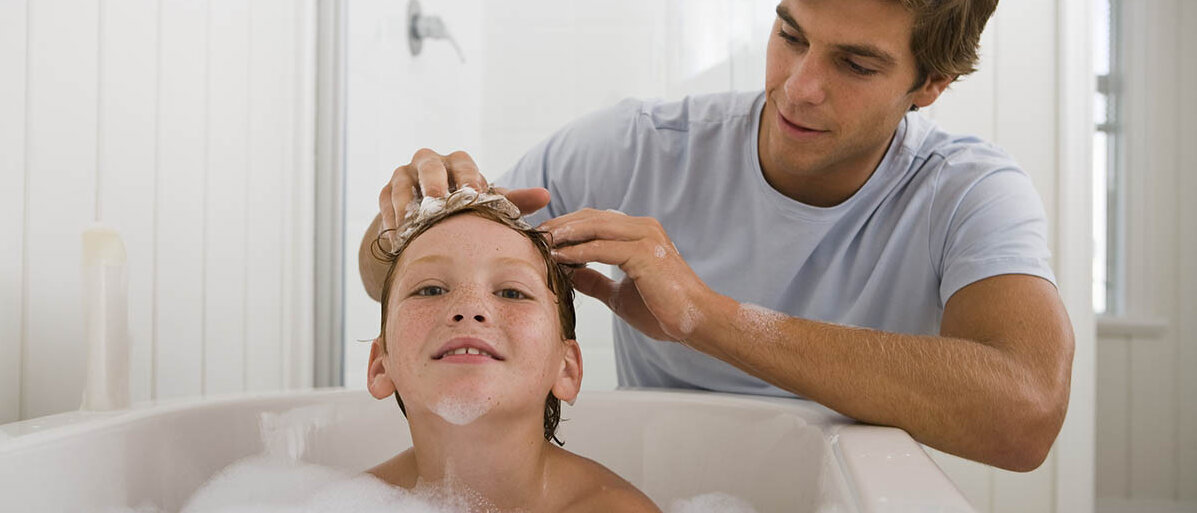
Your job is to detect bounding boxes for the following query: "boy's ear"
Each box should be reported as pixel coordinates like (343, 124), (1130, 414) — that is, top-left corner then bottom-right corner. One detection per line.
(551, 339), (583, 406)
(367, 337), (397, 400)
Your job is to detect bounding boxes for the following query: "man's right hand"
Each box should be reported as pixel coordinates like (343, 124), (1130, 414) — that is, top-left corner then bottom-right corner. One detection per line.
(362, 148), (551, 301)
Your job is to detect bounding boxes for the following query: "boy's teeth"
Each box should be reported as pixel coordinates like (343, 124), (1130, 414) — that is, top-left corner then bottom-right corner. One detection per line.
(446, 347), (491, 357)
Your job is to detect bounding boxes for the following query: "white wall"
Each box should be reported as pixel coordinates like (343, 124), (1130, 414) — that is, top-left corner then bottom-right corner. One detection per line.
(1094, 0), (1197, 507)
(342, 1), (1095, 512)
(0, 0), (318, 423)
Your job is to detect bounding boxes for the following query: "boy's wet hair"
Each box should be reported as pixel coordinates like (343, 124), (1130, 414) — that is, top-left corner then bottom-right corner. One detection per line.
(371, 186), (577, 446)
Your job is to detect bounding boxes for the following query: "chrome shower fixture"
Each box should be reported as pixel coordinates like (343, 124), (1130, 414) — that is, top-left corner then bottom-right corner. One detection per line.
(407, 0), (465, 63)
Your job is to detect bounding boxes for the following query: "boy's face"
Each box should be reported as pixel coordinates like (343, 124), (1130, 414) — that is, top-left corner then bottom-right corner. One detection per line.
(760, 0), (950, 182)
(368, 214), (581, 423)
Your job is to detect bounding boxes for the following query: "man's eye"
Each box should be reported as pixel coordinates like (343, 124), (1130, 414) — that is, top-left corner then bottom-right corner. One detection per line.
(778, 29), (806, 46)
(415, 286), (446, 297)
(496, 289), (528, 300)
(845, 59), (878, 76)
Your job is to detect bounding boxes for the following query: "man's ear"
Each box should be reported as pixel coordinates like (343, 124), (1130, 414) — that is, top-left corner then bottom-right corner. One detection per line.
(367, 337), (397, 400)
(551, 339), (583, 406)
(911, 73), (955, 110)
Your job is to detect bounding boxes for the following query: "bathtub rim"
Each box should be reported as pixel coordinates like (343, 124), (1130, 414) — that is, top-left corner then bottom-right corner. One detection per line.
(0, 387), (977, 513)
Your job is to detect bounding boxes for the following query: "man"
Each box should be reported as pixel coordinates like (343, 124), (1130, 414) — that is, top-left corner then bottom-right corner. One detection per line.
(359, 0), (1074, 472)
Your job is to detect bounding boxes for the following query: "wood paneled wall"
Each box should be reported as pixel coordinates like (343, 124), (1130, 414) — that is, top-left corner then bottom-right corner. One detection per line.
(0, 0), (318, 423)
(1094, 0), (1197, 504)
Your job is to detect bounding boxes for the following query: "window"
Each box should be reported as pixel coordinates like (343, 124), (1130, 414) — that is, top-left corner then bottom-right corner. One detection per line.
(1093, 0), (1121, 315)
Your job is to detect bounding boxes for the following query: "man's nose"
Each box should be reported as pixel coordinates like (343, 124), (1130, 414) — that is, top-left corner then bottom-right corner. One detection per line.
(786, 54), (828, 106)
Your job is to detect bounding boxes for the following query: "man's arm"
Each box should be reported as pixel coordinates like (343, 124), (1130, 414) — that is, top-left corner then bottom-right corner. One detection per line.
(544, 209), (1074, 472)
(694, 273), (1074, 472)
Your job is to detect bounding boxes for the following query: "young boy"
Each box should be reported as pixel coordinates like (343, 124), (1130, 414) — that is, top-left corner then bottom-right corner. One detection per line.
(364, 187), (661, 512)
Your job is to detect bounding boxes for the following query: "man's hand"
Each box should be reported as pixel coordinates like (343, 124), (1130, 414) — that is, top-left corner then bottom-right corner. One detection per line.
(360, 148), (550, 301)
(542, 209), (716, 342)
(377, 148), (549, 243)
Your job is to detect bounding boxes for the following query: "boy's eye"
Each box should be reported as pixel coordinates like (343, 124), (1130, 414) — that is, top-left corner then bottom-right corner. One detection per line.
(415, 285), (446, 297)
(496, 288), (528, 300)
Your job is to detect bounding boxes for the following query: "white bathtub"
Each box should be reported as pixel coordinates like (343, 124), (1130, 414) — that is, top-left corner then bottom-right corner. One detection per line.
(0, 389), (975, 513)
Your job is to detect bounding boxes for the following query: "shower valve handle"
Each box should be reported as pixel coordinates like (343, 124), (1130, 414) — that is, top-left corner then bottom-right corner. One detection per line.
(408, 0), (465, 63)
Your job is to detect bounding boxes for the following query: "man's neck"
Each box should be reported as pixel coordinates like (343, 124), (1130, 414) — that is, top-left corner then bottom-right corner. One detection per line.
(405, 410), (555, 510)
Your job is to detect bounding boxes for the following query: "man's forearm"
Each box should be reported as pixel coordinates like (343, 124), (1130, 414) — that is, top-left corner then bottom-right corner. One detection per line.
(359, 214), (389, 302)
(689, 293), (1066, 472)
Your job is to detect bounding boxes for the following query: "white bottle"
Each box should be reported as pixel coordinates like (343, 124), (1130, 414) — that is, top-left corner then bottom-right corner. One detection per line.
(80, 224), (130, 411)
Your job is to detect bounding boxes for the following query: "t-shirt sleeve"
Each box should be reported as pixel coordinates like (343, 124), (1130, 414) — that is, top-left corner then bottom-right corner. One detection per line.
(493, 98), (646, 227)
(935, 165), (1057, 307)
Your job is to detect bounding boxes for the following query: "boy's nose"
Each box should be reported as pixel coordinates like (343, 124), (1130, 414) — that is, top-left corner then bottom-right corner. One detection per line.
(452, 313), (486, 323)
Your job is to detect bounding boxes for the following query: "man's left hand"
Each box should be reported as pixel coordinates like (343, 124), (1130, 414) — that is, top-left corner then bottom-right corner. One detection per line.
(541, 209), (714, 342)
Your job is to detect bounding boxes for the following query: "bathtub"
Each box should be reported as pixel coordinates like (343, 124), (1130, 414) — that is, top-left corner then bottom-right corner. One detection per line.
(0, 388), (975, 512)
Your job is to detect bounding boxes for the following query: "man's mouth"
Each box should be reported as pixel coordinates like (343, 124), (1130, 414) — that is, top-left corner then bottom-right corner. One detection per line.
(778, 110), (829, 134)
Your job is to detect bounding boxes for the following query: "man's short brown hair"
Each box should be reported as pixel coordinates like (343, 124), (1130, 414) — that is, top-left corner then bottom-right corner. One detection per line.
(898, 0), (999, 87)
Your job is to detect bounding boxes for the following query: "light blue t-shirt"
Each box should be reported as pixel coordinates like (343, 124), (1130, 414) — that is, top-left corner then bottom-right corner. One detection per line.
(496, 91), (1056, 397)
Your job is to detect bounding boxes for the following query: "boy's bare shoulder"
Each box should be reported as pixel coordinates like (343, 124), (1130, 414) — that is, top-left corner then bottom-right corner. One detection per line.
(572, 485), (662, 513)
(553, 448), (662, 513)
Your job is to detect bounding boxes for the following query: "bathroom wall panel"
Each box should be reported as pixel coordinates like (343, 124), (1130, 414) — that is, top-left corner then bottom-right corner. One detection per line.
(21, 0), (99, 419)
(341, 0), (387, 392)
(97, 0), (159, 405)
(925, 447), (993, 513)
(154, 0), (209, 400)
(1127, 0), (1181, 500)
(663, 0), (731, 99)
(480, 0), (580, 172)
(1178, 2), (1197, 501)
(202, 0), (250, 395)
(927, 25), (997, 142)
(1093, 0), (1197, 503)
(727, 0), (774, 92)
(4, 0), (315, 421)
(0, 0), (28, 425)
(993, 461), (1055, 513)
(1130, 336), (1178, 499)
(1096, 335), (1131, 497)
(245, 0), (289, 392)
(284, 0), (318, 390)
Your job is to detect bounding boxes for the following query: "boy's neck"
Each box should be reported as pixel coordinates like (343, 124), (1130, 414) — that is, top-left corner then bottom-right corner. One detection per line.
(405, 411), (558, 509)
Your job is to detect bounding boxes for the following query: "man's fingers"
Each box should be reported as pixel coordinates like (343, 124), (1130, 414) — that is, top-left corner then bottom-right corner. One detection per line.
(413, 153), (451, 199)
(381, 164), (417, 235)
(552, 239), (636, 270)
(570, 267), (620, 311)
(445, 151), (487, 192)
(379, 183), (398, 235)
(495, 187), (551, 215)
(543, 210), (651, 246)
